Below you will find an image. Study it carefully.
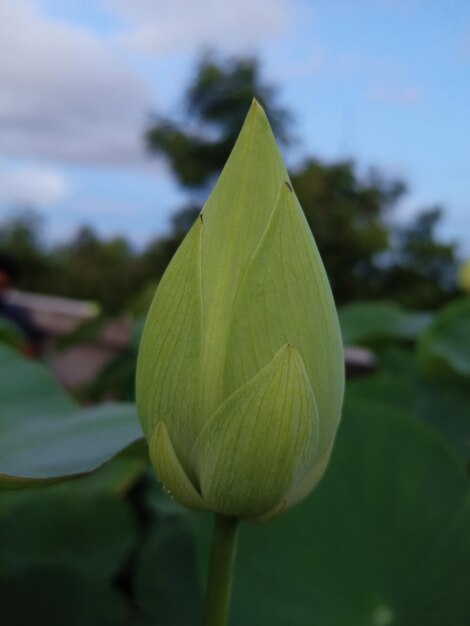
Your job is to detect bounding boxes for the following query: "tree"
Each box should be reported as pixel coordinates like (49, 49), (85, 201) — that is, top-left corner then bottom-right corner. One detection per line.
(146, 53), (292, 190)
(290, 160), (404, 303)
(146, 54), (459, 309)
(0, 210), (54, 293)
(53, 226), (138, 313)
(374, 208), (458, 308)
(0, 56), (459, 313)
(290, 161), (458, 307)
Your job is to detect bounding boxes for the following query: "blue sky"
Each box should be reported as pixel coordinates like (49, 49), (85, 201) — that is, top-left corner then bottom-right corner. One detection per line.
(1, 0), (469, 253)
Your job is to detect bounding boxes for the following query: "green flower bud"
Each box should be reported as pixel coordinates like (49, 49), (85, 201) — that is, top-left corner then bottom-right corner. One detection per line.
(457, 259), (470, 292)
(136, 101), (344, 523)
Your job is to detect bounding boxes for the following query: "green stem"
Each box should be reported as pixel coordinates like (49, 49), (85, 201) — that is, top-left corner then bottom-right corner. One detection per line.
(203, 514), (239, 626)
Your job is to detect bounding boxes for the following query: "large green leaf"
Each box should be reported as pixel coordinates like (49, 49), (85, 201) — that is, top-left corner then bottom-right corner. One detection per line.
(339, 301), (432, 346)
(348, 347), (470, 465)
(415, 378), (470, 466)
(417, 297), (470, 377)
(134, 518), (202, 626)
(0, 491), (137, 579)
(0, 565), (130, 626)
(1, 403), (143, 486)
(0, 446), (148, 518)
(0, 345), (74, 426)
(195, 396), (470, 625)
(0, 345), (143, 489)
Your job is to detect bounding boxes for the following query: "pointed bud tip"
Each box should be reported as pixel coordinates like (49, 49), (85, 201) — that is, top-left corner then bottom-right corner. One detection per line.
(248, 98), (268, 122)
(279, 342), (298, 360)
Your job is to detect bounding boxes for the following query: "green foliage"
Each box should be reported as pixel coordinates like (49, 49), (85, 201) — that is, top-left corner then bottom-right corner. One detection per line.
(0, 566), (131, 626)
(347, 344), (470, 467)
(350, 297), (470, 466)
(339, 301), (432, 345)
(52, 227), (137, 313)
(373, 208), (459, 309)
(134, 519), (202, 626)
(218, 404), (469, 626)
(0, 53), (468, 626)
(0, 297), (469, 623)
(0, 215), (155, 315)
(290, 160), (396, 303)
(417, 297), (470, 378)
(0, 319), (26, 350)
(288, 163), (458, 307)
(0, 455), (146, 624)
(0, 211), (53, 293)
(0, 344), (74, 420)
(0, 345), (143, 487)
(0, 491), (137, 578)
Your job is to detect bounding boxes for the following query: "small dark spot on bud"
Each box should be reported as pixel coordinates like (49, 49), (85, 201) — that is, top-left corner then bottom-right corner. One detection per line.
(284, 181), (293, 192)
(199, 213), (204, 223)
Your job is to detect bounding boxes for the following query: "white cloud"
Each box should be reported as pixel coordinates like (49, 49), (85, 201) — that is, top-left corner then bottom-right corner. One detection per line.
(0, 0), (153, 167)
(107, 0), (298, 54)
(0, 0), (306, 171)
(0, 164), (68, 208)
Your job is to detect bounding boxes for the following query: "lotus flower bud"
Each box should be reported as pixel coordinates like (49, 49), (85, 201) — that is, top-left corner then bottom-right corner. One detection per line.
(457, 259), (470, 292)
(136, 101), (344, 523)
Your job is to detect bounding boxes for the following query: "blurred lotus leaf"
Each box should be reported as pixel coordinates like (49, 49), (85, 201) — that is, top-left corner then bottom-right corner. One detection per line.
(339, 301), (432, 346)
(417, 297), (470, 378)
(0, 345), (144, 489)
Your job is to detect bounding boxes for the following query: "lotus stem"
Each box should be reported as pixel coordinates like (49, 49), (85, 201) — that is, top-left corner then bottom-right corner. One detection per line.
(203, 514), (239, 626)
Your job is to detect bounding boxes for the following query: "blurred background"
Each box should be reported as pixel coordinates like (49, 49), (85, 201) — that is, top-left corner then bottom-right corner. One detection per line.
(1, 0), (469, 367)
(1, 2), (469, 625)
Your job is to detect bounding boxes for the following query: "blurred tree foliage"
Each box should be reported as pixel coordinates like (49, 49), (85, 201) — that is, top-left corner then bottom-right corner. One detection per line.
(145, 53), (459, 308)
(52, 227), (136, 311)
(0, 211), (52, 293)
(289, 162), (457, 306)
(0, 215), (143, 314)
(289, 159), (401, 303)
(146, 53), (292, 189)
(0, 54), (460, 312)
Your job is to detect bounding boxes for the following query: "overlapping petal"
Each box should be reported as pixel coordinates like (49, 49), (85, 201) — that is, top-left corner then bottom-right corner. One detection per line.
(191, 345), (318, 519)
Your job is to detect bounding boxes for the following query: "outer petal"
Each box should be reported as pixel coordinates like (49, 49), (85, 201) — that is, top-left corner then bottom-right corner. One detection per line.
(199, 101), (289, 421)
(249, 441), (334, 521)
(190, 345), (319, 519)
(224, 182), (344, 458)
(150, 422), (207, 511)
(136, 218), (203, 473)
(285, 439), (335, 509)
